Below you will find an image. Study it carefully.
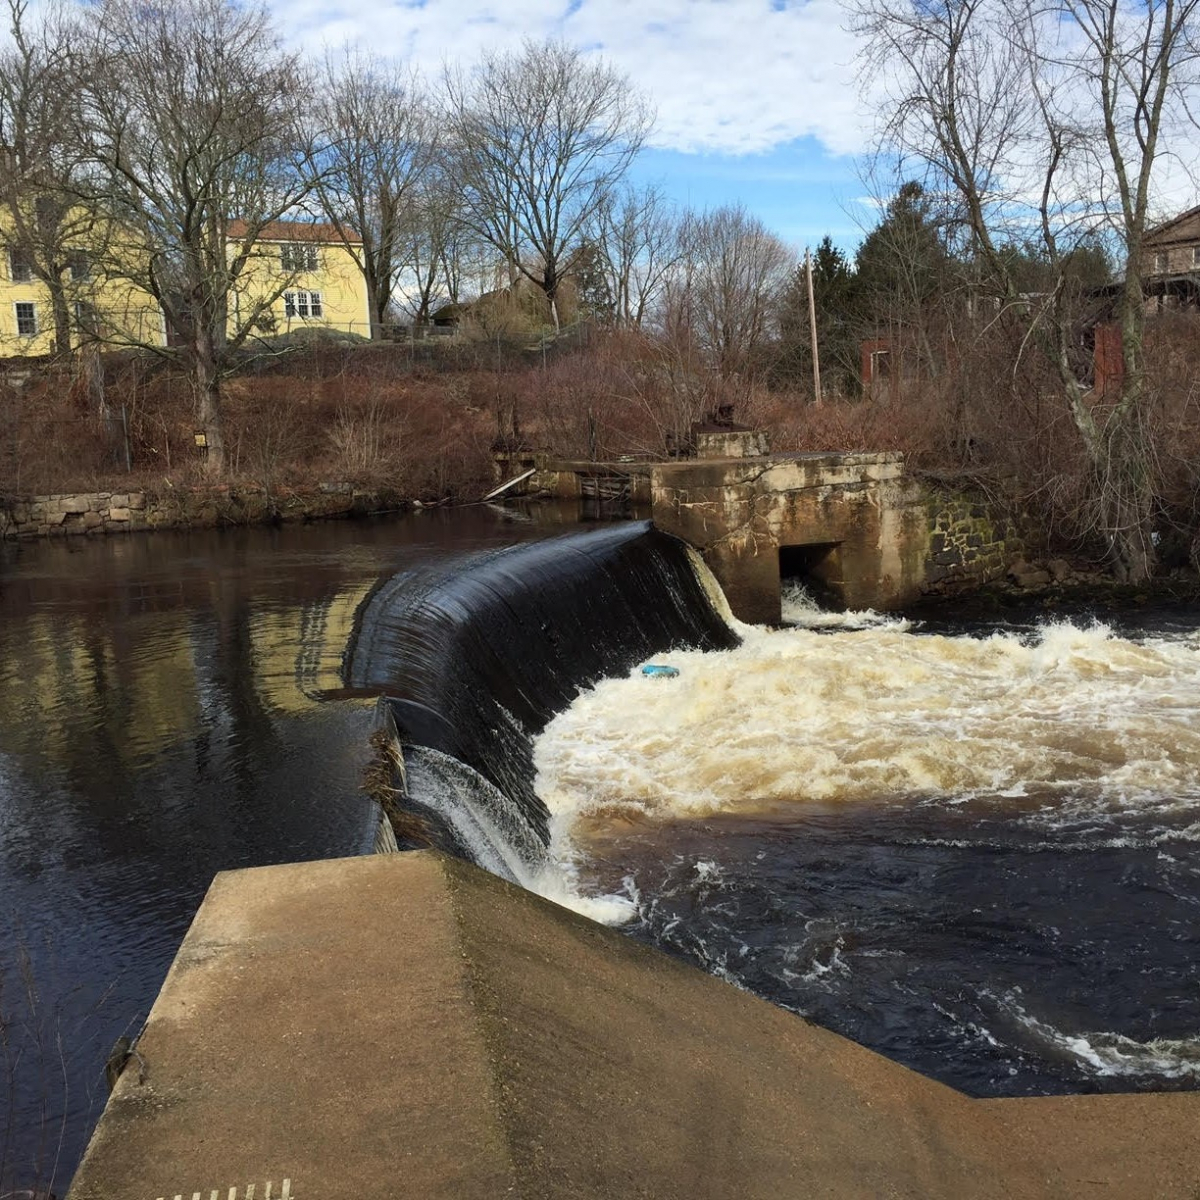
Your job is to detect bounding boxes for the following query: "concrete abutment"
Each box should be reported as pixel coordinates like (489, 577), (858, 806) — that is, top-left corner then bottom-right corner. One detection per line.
(650, 451), (1025, 622)
(67, 852), (1200, 1199)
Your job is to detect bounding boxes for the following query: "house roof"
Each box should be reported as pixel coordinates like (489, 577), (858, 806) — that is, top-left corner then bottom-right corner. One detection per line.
(227, 219), (361, 244)
(1145, 205), (1200, 245)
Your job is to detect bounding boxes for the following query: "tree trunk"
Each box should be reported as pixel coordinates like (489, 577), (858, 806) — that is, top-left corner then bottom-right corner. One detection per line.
(49, 274), (72, 359)
(1103, 261), (1156, 582)
(367, 275), (385, 341)
(544, 264), (561, 332)
(193, 339), (226, 476)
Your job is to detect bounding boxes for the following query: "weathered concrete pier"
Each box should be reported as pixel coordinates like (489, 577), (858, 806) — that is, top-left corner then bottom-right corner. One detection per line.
(69, 852), (1200, 1199)
(652, 447), (928, 623)
(511, 428), (1025, 624)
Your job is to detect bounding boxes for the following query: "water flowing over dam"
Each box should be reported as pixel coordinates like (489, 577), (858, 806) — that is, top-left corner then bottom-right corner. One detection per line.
(348, 524), (1200, 1098)
(344, 521), (738, 914)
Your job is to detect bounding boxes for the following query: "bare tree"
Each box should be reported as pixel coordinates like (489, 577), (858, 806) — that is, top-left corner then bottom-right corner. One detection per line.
(76, 0), (321, 475)
(397, 167), (483, 325)
(854, 0), (1200, 579)
(666, 204), (795, 379)
(315, 49), (436, 340)
(443, 38), (652, 330)
(593, 183), (683, 328)
(0, 0), (99, 358)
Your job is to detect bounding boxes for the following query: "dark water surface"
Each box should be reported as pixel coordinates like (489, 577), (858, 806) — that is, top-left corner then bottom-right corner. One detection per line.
(0, 507), (577, 1195)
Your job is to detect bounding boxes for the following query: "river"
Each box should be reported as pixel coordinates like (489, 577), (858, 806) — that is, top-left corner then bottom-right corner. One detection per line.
(0, 508), (574, 1196)
(3, 511), (1199, 1195)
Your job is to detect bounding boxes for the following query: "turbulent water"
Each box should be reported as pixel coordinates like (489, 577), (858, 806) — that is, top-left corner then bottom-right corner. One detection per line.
(531, 584), (1200, 1096)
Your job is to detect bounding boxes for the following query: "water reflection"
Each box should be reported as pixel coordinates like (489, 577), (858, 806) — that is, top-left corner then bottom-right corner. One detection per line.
(0, 507), (585, 1195)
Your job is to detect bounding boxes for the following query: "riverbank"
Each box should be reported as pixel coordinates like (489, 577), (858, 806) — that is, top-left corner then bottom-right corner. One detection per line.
(0, 481), (412, 539)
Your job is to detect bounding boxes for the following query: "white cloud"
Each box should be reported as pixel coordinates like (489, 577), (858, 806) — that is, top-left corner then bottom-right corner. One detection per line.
(275, 0), (871, 158)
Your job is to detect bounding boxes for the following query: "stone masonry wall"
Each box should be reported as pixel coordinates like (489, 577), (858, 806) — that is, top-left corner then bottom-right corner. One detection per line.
(0, 490), (151, 538)
(922, 489), (1030, 595)
(0, 484), (404, 540)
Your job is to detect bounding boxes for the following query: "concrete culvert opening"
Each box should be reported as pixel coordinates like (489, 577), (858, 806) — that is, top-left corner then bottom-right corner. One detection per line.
(779, 542), (844, 609)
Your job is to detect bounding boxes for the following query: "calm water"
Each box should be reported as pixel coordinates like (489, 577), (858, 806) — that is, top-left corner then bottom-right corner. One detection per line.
(0, 507), (578, 1196)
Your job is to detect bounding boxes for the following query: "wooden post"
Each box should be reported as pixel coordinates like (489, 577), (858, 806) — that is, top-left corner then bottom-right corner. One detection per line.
(806, 248), (822, 405)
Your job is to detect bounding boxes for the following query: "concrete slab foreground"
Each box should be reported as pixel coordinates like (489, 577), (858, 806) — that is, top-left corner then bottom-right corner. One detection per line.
(67, 852), (1200, 1199)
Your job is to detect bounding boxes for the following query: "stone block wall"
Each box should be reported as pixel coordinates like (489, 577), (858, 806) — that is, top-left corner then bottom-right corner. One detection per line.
(922, 490), (1030, 595)
(0, 484), (404, 540)
(0, 490), (151, 538)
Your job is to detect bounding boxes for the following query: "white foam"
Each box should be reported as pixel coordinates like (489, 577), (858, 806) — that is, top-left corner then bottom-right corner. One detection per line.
(534, 617), (1200, 829)
(996, 991), (1200, 1079)
(780, 581), (910, 631)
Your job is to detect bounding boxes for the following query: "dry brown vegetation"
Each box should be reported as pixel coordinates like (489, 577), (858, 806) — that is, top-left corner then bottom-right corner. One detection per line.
(5, 320), (1200, 570)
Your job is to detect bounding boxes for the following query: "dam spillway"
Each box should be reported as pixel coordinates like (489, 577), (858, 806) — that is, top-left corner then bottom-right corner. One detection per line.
(344, 521), (738, 849)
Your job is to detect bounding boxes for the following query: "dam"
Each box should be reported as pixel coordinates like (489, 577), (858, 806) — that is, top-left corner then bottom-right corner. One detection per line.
(3, 513), (1199, 1196)
(514, 439), (1025, 623)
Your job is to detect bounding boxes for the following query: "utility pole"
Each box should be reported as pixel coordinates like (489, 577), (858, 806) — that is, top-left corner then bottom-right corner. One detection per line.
(805, 248), (822, 405)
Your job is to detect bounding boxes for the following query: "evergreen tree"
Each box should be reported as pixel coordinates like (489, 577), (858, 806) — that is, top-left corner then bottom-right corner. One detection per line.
(774, 235), (861, 396)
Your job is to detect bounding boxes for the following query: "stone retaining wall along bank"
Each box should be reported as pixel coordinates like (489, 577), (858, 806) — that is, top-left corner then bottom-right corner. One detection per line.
(0, 490), (151, 538)
(0, 484), (403, 540)
(922, 486), (1032, 595)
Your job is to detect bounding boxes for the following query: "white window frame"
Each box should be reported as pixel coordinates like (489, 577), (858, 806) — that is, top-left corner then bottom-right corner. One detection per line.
(14, 301), (38, 336)
(68, 249), (92, 281)
(283, 290), (323, 320)
(1192, 246), (1200, 269)
(9, 246), (32, 282)
(280, 243), (319, 272)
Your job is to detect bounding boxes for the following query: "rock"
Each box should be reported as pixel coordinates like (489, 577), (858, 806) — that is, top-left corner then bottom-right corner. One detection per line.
(127, 492), (146, 509)
(109, 493), (129, 507)
(108, 507), (131, 522)
(1048, 558), (1073, 583)
(1011, 567), (1052, 588)
(82, 510), (102, 529)
(60, 496), (89, 515)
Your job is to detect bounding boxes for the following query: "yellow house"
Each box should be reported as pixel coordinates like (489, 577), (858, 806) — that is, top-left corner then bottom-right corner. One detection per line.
(228, 219), (371, 340)
(0, 216), (166, 357)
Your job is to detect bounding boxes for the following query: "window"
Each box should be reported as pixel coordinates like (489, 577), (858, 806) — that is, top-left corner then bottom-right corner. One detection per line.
(280, 243), (319, 272)
(283, 291), (323, 319)
(14, 301), (38, 336)
(8, 246), (32, 282)
(1192, 246), (1200, 269)
(1154, 251), (1169, 273)
(68, 250), (91, 281)
(73, 300), (98, 335)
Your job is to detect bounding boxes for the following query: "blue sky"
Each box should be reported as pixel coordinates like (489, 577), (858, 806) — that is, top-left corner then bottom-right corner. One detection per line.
(633, 145), (873, 253)
(276, 0), (879, 255)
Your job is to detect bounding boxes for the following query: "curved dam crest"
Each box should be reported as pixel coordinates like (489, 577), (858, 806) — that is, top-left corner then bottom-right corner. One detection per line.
(344, 521), (738, 854)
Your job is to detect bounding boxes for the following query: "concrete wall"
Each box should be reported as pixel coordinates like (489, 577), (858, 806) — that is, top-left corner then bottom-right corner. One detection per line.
(652, 454), (1032, 622)
(652, 452), (930, 623)
(68, 851), (1200, 1200)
